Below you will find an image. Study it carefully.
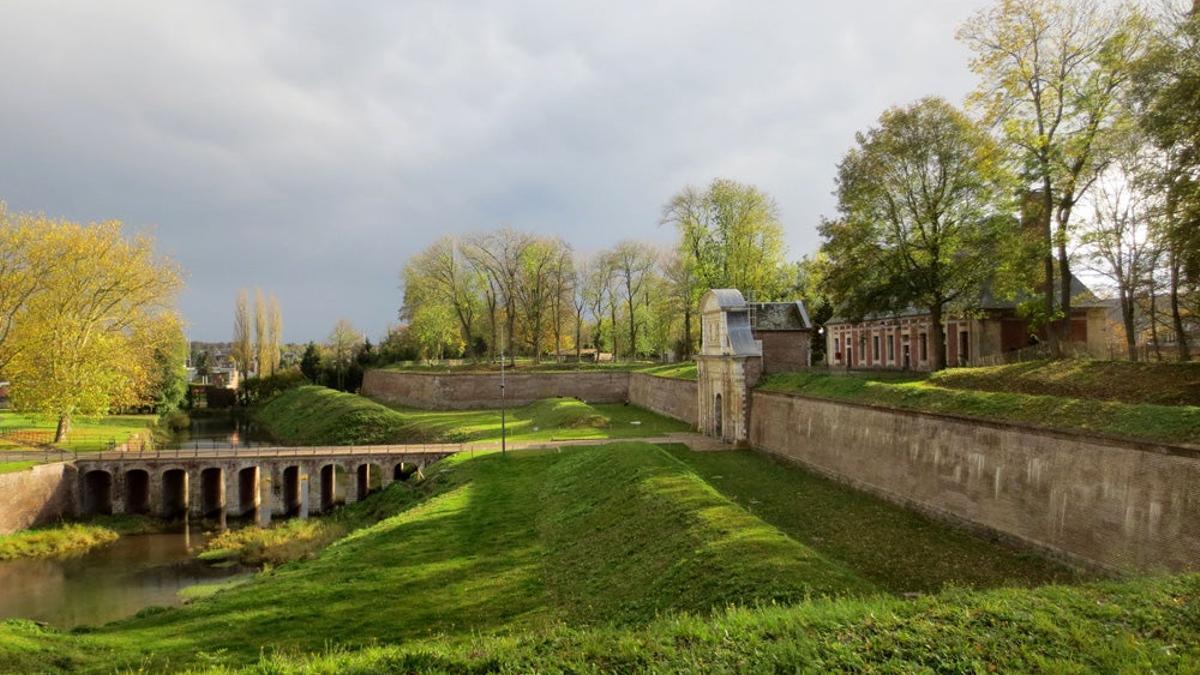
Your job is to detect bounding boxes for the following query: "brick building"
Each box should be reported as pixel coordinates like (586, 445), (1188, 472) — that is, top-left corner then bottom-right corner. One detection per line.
(824, 276), (1111, 371)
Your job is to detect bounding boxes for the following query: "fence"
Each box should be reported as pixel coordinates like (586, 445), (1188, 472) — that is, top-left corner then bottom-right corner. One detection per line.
(969, 341), (1092, 368)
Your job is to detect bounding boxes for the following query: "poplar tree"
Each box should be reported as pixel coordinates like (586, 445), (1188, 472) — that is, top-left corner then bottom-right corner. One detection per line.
(232, 290), (252, 380)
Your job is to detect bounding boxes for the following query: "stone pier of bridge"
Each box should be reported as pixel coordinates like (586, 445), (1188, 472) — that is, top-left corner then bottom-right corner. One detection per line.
(72, 447), (454, 524)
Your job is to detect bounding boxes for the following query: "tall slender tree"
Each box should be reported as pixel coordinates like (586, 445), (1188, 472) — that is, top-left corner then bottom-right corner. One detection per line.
(231, 289), (253, 380)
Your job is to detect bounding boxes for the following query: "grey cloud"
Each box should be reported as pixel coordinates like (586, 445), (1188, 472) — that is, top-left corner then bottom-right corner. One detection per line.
(0, 0), (987, 341)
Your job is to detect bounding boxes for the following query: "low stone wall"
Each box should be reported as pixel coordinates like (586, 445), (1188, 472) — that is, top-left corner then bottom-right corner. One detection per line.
(748, 391), (1200, 573)
(0, 462), (75, 534)
(628, 373), (698, 427)
(362, 369), (632, 409)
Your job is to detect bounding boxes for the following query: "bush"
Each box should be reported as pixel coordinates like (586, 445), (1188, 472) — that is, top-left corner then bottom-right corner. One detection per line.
(240, 369), (307, 405)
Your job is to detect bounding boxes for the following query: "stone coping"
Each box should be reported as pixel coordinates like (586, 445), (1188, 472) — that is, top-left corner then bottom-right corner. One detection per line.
(752, 389), (1200, 460)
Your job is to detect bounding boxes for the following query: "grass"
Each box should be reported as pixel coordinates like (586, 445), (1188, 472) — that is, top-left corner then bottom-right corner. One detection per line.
(381, 359), (701, 380)
(759, 371), (1200, 446)
(931, 358), (1200, 406)
(636, 361), (698, 380)
(256, 385), (690, 446)
(0, 461), (36, 475)
(0, 515), (163, 561)
(0, 442), (1192, 672)
(0, 411), (157, 453)
(0, 524), (117, 561)
(663, 444), (1085, 593)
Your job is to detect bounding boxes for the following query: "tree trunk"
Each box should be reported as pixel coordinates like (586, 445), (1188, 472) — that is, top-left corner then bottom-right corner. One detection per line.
(1121, 288), (1137, 362)
(1041, 180), (1060, 358)
(1169, 252), (1192, 362)
(54, 415), (71, 444)
(1148, 285), (1163, 361)
(1056, 210), (1073, 355)
(610, 303), (618, 361)
(627, 297), (637, 361)
(929, 303), (947, 371)
(682, 304), (692, 359)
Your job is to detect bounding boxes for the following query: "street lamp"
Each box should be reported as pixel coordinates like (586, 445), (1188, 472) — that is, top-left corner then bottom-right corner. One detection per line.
(499, 338), (507, 456)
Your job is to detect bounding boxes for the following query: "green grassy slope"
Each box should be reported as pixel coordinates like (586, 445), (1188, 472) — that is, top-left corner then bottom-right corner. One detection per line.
(931, 359), (1200, 406)
(0, 443), (871, 671)
(0, 412), (157, 453)
(0, 442), (1193, 673)
(256, 385), (689, 445)
(759, 371), (1200, 446)
(664, 445), (1084, 592)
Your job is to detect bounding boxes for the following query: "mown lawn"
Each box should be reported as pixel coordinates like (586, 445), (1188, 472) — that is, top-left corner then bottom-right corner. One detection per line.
(931, 358), (1200, 406)
(256, 385), (690, 446)
(0, 461), (35, 475)
(0, 442), (1193, 673)
(664, 445), (1085, 592)
(0, 412), (157, 453)
(758, 371), (1200, 446)
(637, 361), (698, 380)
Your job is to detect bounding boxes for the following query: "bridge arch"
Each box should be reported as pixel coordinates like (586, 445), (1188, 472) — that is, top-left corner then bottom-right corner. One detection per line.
(161, 468), (189, 518)
(282, 465), (302, 516)
(200, 467), (224, 517)
(81, 470), (114, 515)
(319, 464), (340, 512)
(124, 468), (150, 514)
(356, 462), (383, 498)
(393, 462), (418, 482)
(236, 466), (259, 518)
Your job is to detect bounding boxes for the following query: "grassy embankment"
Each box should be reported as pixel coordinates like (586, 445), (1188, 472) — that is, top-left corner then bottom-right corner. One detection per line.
(256, 385), (690, 446)
(0, 412), (157, 453)
(0, 461), (36, 475)
(0, 441), (1141, 673)
(4, 441), (1142, 672)
(759, 360), (1200, 446)
(0, 516), (160, 561)
(382, 359), (700, 380)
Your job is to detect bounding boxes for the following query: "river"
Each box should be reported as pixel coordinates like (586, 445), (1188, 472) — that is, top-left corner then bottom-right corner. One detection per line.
(0, 527), (246, 627)
(0, 413), (270, 628)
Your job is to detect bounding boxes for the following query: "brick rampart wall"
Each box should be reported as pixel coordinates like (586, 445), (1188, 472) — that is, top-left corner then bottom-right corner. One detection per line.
(749, 391), (1200, 572)
(362, 370), (632, 410)
(627, 373), (697, 427)
(0, 462), (75, 534)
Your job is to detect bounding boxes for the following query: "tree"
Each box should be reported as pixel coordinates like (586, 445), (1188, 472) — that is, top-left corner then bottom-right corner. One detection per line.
(267, 293), (283, 375)
(300, 342), (322, 382)
(608, 241), (659, 360)
(6, 220), (182, 441)
(0, 205), (52, 376)
(402, 237), (480, 354)
(231, 290), (253, 380)
(515, 237), (565, 360)
(254, 288), (269, 378)
(959, 0), (1147, 353)
(327, 319), (363, 391)
(462, 229), (532, 359)
(1133, 1), (1200, 360)
(1079, 149), (1159, 360)
(147, 318), (189, 415)
(662, 178), (790, 301)
(820, 97), (1015, 371)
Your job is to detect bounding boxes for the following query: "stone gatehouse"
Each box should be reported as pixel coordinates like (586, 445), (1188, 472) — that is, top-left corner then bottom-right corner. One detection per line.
(696, 289), (812, 443)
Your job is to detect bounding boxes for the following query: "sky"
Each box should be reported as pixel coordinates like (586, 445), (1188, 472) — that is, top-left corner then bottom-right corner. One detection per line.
(0, 1), (990, 342)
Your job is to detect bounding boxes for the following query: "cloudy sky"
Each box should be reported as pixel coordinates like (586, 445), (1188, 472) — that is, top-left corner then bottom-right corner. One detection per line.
(0, 1), (989, 342)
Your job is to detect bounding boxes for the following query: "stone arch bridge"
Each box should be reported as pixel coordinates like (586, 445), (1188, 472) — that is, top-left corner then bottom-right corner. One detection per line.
(73, 445), (456, 526)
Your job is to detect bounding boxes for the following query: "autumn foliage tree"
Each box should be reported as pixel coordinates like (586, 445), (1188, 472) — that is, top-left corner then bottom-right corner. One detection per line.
(3, 217), (182, 441)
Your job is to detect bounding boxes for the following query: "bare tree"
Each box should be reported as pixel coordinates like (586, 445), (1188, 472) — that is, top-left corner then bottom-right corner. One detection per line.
(609, 241), (659, 361)
(462, 228), (532, 358)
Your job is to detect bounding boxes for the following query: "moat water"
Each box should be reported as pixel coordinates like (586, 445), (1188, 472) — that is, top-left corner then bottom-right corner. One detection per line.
(0, 415), (266, 628)
(0, 526), (246, 627)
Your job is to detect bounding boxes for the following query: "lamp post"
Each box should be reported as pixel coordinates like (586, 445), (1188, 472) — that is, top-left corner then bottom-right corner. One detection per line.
(500, 339), (507, 456)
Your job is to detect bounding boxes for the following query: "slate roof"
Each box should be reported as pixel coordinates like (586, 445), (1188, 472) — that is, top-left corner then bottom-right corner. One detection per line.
(749, 301), (813, 331)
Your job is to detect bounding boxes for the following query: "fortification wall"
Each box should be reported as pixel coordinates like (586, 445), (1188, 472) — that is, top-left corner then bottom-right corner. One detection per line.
(361, 369), (631, 410)
(628, 373), (698, 426)
(749, 391), (1200, 573)
(0, 462), (75, 534)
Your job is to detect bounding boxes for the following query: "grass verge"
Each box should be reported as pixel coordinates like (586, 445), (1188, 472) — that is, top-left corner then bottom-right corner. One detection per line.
(931, 358), (1200, 406)
(256, 385), (689, 445)
(758, 371), (1200, 446)
(0, 412), (157, 453)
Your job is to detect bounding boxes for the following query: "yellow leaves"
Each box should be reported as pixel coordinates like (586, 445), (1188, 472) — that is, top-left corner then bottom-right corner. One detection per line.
(1, 209), (183, 420)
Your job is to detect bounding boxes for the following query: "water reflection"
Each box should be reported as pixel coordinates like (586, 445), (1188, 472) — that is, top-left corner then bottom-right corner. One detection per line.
(165, 411), (276, 450)
(0, 526), (245, 628)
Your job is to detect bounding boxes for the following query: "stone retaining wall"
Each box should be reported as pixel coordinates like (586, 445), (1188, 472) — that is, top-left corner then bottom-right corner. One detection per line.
(748, 391), (1200, 573)
(362, 369), (632, 409)
(0, 462), (75, 535)
(628, 373), (698, 426)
